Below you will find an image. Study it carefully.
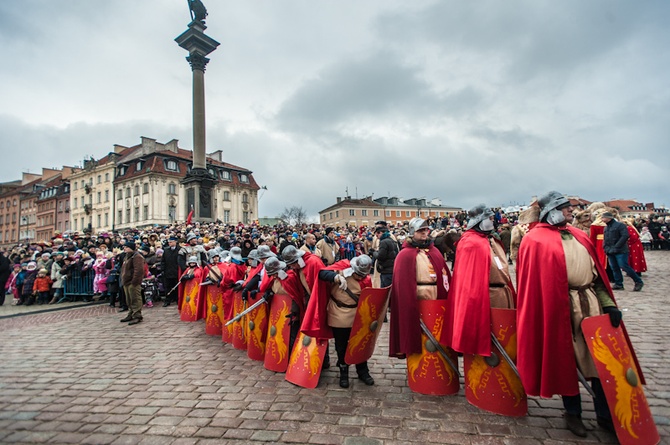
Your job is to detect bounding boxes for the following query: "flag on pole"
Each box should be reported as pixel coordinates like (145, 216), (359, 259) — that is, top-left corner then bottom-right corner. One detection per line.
(186, 205), (194, 225)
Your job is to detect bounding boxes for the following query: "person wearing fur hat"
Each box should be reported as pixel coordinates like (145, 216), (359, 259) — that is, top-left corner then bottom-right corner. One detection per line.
(516, 191), (622, 437)
(120, 241), (146, 325)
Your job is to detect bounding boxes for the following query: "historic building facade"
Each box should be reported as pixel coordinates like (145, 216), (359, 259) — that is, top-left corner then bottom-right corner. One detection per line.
(319, 196), (462, 228)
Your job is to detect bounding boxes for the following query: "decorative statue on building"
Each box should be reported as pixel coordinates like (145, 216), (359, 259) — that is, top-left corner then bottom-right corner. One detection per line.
(187, 0), (208, 24)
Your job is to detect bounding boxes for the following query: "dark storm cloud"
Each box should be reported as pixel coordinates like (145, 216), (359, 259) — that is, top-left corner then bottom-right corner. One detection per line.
(275, 51), (483, 135)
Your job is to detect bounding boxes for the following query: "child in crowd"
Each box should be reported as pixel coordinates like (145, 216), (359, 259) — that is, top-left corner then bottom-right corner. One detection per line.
(33, 268), (53, 305)
(640, 227), (653, 251)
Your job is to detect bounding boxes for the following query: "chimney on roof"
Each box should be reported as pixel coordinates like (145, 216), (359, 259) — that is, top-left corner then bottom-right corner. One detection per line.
(165, 139), (179, 153)
(113, 144), (127, 154)
(208, 150), (223, 162)
(337, 197), (341, 204)
(141, 137), (157, 154)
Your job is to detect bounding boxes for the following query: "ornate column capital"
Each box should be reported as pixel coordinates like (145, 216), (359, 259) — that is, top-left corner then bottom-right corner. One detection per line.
(186, 53), (210, 72)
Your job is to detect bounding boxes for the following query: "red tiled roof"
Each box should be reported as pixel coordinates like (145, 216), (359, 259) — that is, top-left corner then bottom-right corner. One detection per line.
(604, 199), (643, 211)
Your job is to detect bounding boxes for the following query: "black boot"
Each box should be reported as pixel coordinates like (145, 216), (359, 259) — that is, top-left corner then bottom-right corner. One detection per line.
(565, 413), (587, 437)
(356, 364), (375, 386)
(322, 353), (330, 370)
(338, 364), (349, 388)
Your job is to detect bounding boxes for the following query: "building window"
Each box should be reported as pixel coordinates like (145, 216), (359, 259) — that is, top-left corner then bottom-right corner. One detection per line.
(97, 215), (101, 228)
(208, 168), (216, 177)
(134, 207), (139, 222)
(396, 211), (401, 217)
(97, 175), (101, 184)
(220, 170), (231, 181)
(166, 160), (178, 171)
(118, 210), (123, 224)
(373, 210), (379, 217)
(239, 174), (249, 183)
(223, 210), (230, 223)
(118, 166), (127, 176)
(243, 211), (249, 224)
(143, 205), (148, 220)
(223, 191), (230, 201)
(73, 182), (78, 190)
(329, 212), (333, 220)
(126, 208), (130, 223)
(125, 187), (130, 198)
(143, 183), (149, 194)
(168, 206), (176, 222)
(349, 209), (355, 216)
(242, 193), (248, 203)
(104, 213), (109, 226)
(105, 190), (109, 202)
(134, 185), (140, 196)
(362, 210), (368, 216)
(168, 183), (176, 195)
(136, 161), (143, 171)
(81, 218), (85, 231)
(97, 192), (101, 203)
(74, 219), (77, 230)
(105, 172), (110, 182)
(335, 211), (339, 217)
(73, 197), (77, 208)
(81, 180), (85, 189)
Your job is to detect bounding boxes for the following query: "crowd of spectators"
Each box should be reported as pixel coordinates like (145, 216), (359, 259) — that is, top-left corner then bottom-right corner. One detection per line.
(0, 207), (667, 307)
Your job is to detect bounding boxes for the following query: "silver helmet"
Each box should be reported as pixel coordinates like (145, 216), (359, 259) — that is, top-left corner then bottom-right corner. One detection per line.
(187, 255), (198, 265)
(264, 257), (286, 275)
(229, 247), (243, 262)
(257, 245), (276, 259)
(281, 245), (304, 265)
(186, 233), (197, 243)
(350, 255), (373, 276)
(247, 249), (260, 267)
(408, 217), (430, 236)
(207, 249), (220, 261)
(218, 249), (230, 261)
(465, 204), (495, 230)
(538, 191), (571, 221)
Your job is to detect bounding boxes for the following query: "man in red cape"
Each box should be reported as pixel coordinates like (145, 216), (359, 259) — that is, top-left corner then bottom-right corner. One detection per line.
(448, 204), (515, 357)
(389, 217), (451, 358)
(301, 256), (373, 387)
(517, 191), (623, 437)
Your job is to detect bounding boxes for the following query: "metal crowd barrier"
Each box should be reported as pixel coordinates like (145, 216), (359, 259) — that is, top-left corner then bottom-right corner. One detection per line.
(62, 268), (95, 302)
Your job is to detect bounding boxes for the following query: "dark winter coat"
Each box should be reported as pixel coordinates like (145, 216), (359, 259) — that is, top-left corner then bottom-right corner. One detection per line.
(603, 219), (630, 255)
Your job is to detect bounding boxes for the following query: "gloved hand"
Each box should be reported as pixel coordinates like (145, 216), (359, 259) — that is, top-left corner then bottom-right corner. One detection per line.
(248, 290), (258, 300)
(263, 290), (274, 304)
(334, 274), (348, 291)
(603, 306), (622, 328)
(232, 283), (243, 292)
(241, 288), (249, 301)
(183, 273), (194, 281)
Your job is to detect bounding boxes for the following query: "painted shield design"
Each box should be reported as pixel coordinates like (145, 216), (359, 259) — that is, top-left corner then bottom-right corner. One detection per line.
(344, 286), (391, 364)
(180, 281), (200, 322)
(406, 299), (459, 395)
(464, 308), (527, 416)
(263, 294), (293, 372)
(285, 332), (327, 389)
(204, 285), (224, 336)
(582, 315), (659, 445)
(231, 291), (248, 350)
(247, 297), (269, 362)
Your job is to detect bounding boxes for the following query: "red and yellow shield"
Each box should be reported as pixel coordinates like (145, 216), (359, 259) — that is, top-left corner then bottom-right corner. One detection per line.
(203, 285), (224, 336)
(464, 308), (527, 416)
(582, 315), (659, 445)
(263, 294), (292, 372)
(285, 332), (328, 388)
(344, 286), (391, 364)
(231, 291), (248, 350)
(180, 281), (200, 322)
(246, 297), (269, 362)
(406, 299), (459, 395)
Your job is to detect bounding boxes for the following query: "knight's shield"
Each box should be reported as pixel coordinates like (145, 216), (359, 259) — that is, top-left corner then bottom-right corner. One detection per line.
(263, 294), (292, 372)
(344, 286), (391, 364)
(231, 291), (248, 350)
(247, 296), (269, 362)
(406, 299), (459, 395)
(582, 315), (659, 445)
(285, 332), (327, 388)
(464, 308), (527, 416)
(180, 280), (200, 322)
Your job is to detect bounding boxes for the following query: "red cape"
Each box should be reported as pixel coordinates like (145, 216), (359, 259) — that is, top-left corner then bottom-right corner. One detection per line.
(627, 226), (647, 273)
(517, 223), (616, 397)
(259, 271), (307, 319)
(299, 252), (324, 291)
(177, 266), (203, 313)
(221, 263), (247, 320)
(196, 262), (226, 320)
(300, 260), (372, 340)
(446, 230), (495, 356)
(389, 241), (451, 358)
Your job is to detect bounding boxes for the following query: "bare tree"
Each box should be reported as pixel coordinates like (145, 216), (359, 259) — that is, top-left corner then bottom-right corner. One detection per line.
(278, 206), (308, 227)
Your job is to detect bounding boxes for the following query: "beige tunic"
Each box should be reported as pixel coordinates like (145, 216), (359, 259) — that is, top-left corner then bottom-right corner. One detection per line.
(562, 236), (602, 379)
(489, 241), (515, 309)
(316, 239), (337, 265)
(326, 272), (362, 328)
(416, 250), (438, 300)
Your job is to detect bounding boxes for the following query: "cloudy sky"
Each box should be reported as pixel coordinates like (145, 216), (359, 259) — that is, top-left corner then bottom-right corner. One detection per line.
(0, 0), (668, 219)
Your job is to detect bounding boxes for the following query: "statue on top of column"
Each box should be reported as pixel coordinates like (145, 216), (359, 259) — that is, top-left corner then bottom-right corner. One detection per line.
(187, 0), (208, 25)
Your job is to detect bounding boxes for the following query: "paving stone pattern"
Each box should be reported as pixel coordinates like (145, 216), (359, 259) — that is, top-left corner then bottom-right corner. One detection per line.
(0, 251), (668, 444)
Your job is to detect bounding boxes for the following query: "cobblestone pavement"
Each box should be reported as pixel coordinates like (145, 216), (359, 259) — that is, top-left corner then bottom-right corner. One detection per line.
(0, 251), (668, 445)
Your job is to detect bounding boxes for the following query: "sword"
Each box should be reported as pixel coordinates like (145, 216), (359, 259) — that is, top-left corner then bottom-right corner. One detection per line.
(490, 333), (521, 380)
(576, 368), (598, 399)
(419, 319), (461, 378)
(225, 295), (268, 326)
